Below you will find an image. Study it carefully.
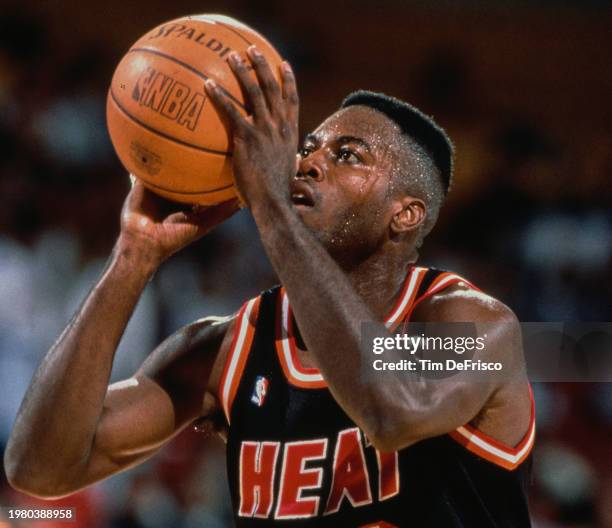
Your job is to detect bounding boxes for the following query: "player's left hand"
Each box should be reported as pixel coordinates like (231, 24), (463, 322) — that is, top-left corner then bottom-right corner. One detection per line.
(204, 46), (298, 212)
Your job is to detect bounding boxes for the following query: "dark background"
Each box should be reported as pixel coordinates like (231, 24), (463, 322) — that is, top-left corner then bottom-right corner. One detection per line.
(0, 0), (611, 526)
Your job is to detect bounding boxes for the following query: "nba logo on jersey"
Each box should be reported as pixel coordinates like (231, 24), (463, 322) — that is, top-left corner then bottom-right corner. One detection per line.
(250, 376), (269, 407)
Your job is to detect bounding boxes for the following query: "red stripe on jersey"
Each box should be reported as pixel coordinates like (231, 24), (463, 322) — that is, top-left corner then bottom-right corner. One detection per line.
(385, 266), (428, 330)
(449, 385), (536, 470)
(218, 296), (261, 424)
(275, 290), (327, 388)
(399, 272), (481, 332)
(274, 266), (427, 388)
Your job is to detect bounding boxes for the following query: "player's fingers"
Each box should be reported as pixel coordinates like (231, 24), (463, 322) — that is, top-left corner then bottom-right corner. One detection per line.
(191, 198), (241, 236)
(280, 61), (299, 126)
(124, 178), (157, 215)
(205, 79), (246, 133)
(247, 46), (282, 117)
(127, 177), (145, 200)
(163, 199), (238, 241)
(227, 51), (267, 120)
(165, 211), (191, 225)
(191, 198), (240, 219)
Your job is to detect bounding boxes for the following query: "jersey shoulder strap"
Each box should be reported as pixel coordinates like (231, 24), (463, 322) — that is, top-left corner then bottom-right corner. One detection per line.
(403, 266), (481, 321)
(218, 294), (262, 424)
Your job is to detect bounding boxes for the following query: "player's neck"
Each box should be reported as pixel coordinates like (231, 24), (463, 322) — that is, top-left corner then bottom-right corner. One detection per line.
(292, 247), (418, 355)
(346, 245), (418, 321)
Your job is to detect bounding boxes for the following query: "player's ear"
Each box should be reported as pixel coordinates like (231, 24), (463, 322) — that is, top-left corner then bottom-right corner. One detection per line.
(390, 196), (426, 234)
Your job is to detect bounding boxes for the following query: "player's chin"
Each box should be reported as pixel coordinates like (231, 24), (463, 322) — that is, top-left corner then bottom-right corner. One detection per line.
(292, 202), (325, 229)
(292, 202), (318, 218)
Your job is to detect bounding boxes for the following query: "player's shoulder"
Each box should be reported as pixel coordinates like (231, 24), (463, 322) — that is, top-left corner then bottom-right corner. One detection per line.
(140, 312), (236, 376)
(415, 269), (518, 326)
(188, 286), (276, 341)
(172, 313), (236, 353)
(413, 270), (523, 370)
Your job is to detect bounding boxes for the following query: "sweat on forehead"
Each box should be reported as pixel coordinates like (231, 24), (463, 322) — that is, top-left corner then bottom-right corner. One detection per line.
(317, 105), (430, 174)
(313, 106), (405, 150)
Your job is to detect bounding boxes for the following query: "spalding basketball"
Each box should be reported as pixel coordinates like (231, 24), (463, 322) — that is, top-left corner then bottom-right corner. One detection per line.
(106, 15), (284, 204)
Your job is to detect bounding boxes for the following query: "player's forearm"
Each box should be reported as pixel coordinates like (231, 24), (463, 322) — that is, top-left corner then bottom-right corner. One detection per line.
(4, 237), (159, 496)
(253, 202), (391, 436)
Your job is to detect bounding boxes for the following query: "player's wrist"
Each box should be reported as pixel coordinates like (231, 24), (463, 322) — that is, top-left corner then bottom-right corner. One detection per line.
(250, 194), (294, 229)
(113, 234), (164, 277)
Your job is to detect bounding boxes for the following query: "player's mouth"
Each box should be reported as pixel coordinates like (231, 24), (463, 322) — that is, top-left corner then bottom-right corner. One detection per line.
(290, 181), (316, 208)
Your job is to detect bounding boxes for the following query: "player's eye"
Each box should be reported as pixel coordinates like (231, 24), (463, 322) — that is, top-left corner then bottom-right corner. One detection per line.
(337, 147), (360, 163)
(299, 146), (314, 158)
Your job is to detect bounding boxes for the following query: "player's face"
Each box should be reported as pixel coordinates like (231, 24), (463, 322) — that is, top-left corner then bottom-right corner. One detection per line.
(291, 106), (405, 262)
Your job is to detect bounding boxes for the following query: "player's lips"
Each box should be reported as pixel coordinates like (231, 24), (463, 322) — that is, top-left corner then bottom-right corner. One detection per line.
(290, 180), (316, 207)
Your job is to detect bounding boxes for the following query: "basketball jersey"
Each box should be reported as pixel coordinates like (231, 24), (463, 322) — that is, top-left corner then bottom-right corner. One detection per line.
(218, 266), (535, 527)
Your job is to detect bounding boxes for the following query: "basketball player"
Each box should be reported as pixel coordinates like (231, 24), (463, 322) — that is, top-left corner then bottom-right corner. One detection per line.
(5, 47), (534, 527)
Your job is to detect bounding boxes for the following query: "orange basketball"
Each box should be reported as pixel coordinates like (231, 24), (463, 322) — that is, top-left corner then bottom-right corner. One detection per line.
(106, 14), (284, 205)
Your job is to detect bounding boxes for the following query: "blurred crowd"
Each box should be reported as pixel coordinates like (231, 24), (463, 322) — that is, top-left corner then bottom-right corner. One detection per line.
(1, 1), (611, 527)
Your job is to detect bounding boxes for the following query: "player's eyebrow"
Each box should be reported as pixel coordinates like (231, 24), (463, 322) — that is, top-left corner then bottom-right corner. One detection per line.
(303, 133), (319, 146)
(303, 133), (373, 155)
(334, 135), (372, 154)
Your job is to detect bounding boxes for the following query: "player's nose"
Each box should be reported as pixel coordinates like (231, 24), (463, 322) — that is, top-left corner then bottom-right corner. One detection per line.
(296, 155), (324, 182)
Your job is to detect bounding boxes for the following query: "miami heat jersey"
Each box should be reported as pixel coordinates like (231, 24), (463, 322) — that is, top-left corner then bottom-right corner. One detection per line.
(218, 266), (535, 527)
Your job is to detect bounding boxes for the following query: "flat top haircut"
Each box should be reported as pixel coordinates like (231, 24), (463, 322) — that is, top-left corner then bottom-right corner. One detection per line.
(341, 90), (454, 246)
(340, 90), (454, 195)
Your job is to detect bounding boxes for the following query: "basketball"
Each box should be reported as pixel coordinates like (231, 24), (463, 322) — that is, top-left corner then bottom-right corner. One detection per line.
(106, 14), (284, 205)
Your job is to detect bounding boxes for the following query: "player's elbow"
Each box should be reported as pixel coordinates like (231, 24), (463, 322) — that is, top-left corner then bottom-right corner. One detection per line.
(361, 407), (420, 453)
(4, 448), (79, 499)
(367, 430), (402, 453)
(366, 417), (422, 452)
(6, 471), (78, 500)
(363, 394), (437, 452)
(5, 457), (41, 498)
(4, 442), (31, 494)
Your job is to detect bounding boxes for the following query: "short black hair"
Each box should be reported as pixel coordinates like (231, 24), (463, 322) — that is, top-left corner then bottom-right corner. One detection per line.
(340, 90), (454, 194)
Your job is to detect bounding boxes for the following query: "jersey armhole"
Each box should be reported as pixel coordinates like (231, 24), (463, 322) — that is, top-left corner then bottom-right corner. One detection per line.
(218, 296), (261, 425)
(449, 385), (536, 471)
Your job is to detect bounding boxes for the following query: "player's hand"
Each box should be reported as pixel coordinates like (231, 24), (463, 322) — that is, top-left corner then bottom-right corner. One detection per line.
(119, 179), (239, 265)
(204, 46), (298, 212)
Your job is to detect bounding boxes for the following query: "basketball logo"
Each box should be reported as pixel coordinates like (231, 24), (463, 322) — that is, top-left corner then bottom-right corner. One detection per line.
(250, 376), (269, 407)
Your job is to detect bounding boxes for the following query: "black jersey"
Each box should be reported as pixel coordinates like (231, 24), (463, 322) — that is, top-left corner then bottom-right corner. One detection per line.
(218, 266), (535, 527)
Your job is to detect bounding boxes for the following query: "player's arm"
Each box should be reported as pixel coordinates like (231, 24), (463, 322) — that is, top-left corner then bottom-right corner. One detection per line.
(5, 315), (233, 499)
(252, 224), (522, 452)
(367, 287), (526, 451)
(203, 49), (412, 448)
(204, 49), (528, 452)
(4, 183), (237, 498)
(77, 314), (233, 494)
(247, 211), (522, 452)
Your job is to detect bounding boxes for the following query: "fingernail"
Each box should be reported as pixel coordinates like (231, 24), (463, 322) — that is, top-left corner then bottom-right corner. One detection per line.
(249, 45), (262, 58)
(229, 51), (240, 62)
(282, 61), (293, 73)
(205, 79), (217, 90)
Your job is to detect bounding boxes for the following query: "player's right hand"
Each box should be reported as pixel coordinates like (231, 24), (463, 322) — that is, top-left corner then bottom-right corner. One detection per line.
(118, 178), (239, 265)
